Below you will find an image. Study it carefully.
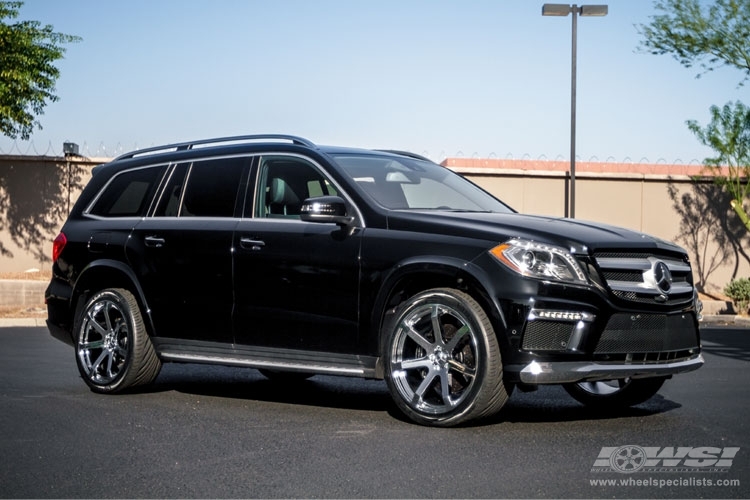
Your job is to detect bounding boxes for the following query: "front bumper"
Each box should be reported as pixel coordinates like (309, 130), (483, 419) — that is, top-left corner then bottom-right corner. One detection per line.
(514, 353), (704, 384)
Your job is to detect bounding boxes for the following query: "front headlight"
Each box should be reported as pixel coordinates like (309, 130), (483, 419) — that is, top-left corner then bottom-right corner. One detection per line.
(489, 238), (588, 285)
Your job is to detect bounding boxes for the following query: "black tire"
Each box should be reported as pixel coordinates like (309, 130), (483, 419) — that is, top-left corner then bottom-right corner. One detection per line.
(258, 369), (314, 382)
(74, 288), (161, 393)
(383, 288), (510, 426)
(563, 377), (667, 408)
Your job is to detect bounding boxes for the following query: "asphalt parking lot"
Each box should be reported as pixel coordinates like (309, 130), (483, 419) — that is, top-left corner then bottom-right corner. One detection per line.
(1, 325), (747, 499)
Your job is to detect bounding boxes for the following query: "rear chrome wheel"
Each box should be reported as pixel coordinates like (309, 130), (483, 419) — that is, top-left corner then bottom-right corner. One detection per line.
(75, 288), (161, 393)
(384, 288), (509, 426)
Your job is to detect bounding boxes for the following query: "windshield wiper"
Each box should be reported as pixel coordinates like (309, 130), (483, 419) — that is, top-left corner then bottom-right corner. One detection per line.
(409, 208), (494, 213)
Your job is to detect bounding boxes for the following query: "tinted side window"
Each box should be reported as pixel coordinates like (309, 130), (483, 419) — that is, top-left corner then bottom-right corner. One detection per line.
(180, 158), (246, 217)
(89, 165), (166, 217)
(255, 156), (337, 218)
(153, 163), (189, 217)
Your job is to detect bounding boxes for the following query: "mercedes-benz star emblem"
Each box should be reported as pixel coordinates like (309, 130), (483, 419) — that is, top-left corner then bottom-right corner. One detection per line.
(653, 261), (672, 294)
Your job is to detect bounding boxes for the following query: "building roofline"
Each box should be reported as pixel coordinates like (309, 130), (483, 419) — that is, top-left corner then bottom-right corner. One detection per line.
(439, 157), (736, 178)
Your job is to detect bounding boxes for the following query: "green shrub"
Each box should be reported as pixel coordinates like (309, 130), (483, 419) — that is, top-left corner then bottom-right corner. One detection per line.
(724, 278), (750, 315)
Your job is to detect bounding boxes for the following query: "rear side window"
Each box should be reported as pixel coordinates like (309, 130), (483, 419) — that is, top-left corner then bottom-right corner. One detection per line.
(179, 157), (247, 217)
(89, 166), (166, 217)
(153, 163), (189, 217)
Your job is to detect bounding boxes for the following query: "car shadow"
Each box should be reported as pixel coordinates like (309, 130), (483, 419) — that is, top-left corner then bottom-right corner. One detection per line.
(700, 328), (750, 362)
(147, 364), (392, 413)
(486, 388), (681, 426)
(138, 363), (682, 425)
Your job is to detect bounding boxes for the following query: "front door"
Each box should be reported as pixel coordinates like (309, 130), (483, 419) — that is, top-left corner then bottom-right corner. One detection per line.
(232, 155), (361, 352)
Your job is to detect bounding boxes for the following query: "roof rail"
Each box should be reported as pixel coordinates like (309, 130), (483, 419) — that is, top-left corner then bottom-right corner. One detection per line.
(113, 134), (317, 161)
(375, 149), (432, 162)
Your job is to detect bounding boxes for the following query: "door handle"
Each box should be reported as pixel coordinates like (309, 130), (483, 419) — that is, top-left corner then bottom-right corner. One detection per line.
(144, 236), (166, 248)
(240, 237), (265, 250)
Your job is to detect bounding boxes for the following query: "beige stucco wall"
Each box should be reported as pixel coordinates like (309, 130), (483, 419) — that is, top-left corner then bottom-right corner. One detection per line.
(1, 154), (747, 295)
(0, 155), (98, 273)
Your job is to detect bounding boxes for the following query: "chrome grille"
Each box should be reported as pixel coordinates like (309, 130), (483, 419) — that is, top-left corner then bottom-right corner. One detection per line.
(593, 251), (694, 306)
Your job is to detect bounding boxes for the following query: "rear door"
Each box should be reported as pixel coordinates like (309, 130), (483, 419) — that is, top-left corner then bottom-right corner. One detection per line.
(128, 155), (252, 343)
(232, 154), (362, 353)
(83, 163), (167, 271)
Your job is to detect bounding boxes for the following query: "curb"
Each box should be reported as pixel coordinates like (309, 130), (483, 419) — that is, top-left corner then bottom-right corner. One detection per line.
(0, 318), (47, 327)
(699, 315), (750, 327)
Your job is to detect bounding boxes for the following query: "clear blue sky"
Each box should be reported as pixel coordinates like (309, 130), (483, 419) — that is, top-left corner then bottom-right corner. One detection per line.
(1, 0), (746, 163)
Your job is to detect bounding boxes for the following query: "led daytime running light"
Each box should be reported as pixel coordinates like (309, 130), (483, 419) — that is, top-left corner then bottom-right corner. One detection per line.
(528, 309), (594, 322)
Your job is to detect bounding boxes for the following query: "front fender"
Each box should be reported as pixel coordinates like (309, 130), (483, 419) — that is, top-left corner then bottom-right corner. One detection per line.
(367, 255), (510, 354)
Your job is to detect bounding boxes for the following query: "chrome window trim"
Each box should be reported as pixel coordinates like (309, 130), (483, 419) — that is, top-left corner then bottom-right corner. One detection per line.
(251, 151), (365, 227)
(150, 163), (178, 217)
(83, 163), (169, 219)
(84, 151), (364, 225)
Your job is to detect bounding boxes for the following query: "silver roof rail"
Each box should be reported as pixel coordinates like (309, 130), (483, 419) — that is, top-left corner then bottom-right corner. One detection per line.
(113, 134), (317, 161)
(375, 149), (432, 162)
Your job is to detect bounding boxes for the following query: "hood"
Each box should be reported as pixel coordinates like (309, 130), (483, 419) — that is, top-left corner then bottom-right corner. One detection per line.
(386, 210), (686, 255)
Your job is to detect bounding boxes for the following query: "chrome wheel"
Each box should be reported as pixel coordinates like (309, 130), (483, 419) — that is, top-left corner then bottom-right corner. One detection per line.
(74, 289), (161, 393)
(564, 377), (666, 408)
(391, 302), (478, 414)
(575, 379), (629, 396)
(384, 288), (509, 426)
(77, 297), (131, 385)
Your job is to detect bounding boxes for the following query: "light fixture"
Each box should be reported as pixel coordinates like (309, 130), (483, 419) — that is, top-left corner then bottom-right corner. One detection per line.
(63, 142), (79, 156)
(541, 4), (608, 218)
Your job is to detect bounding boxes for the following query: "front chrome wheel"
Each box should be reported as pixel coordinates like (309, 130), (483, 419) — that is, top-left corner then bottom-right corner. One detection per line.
(384, 288), (509, 426)
(390, 302), (478, 414)
(575, 379), (628, 396)
(564, 377), (666, 408)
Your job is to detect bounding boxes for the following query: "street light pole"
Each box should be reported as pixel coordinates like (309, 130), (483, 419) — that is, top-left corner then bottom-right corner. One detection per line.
(542, 4), (607, 219)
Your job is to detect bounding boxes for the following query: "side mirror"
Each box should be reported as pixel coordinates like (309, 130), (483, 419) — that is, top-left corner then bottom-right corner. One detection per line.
(300, 196), (354, 226)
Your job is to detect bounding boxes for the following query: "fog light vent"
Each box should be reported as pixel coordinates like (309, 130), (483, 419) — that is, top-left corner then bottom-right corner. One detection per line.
(522, 321), (575, 351)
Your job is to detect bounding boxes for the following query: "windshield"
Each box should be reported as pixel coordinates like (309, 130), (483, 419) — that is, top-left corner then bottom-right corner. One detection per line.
(332, 154), (514, 213)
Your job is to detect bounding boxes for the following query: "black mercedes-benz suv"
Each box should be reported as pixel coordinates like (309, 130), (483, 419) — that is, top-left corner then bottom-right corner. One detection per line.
(45, 135), (703, 426)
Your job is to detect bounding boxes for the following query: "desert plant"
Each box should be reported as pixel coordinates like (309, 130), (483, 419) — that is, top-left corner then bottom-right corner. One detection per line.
(724, 277), (750, 315)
